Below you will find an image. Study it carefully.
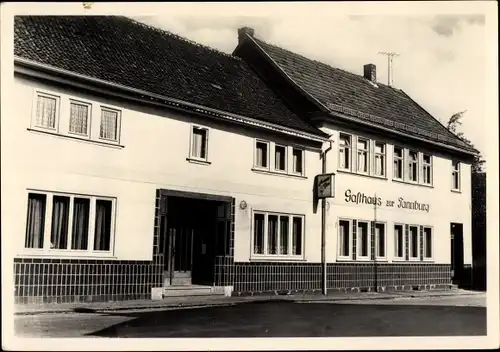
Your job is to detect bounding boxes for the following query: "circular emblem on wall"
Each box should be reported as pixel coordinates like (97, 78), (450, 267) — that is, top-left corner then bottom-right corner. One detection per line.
(239, 200), (247, 210)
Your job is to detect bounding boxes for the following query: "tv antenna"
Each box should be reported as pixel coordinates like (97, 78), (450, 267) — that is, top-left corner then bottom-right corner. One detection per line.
(378, 52), (400, 87)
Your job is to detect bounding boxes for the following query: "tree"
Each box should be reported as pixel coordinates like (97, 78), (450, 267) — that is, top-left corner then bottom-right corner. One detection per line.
(446, 110), (485, 173)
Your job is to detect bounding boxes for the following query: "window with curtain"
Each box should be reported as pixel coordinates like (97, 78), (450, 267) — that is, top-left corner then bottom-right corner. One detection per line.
(393, 147), (404, 180)
(94, 199), (113, 251)
(374, 142), (386, 176)
(408, 151), (419, 182)
(292, 148), (304, 174)
(292, 216), (303, 255)
(255, 141), (269, 168)
(69, 102), (90, 135)
(279, 215), (289, 254)
(71, 198), (90, 250)
(423, 154), (432, 185)
(275, 145), (287, 171)
(357, 139), (369, 173)
(50, 196), (70, 249)
(191, 127), (208, 160)
(35, 94), (57, 129)
(339, 134), (351, 170)
(267, 215), (278, 255)
(100, 108), (119, 141)
(25, 193), (47, 249)
(338, 219), (350, 257)
(253, 213), (265, 254)
(452, 161), (461, 190)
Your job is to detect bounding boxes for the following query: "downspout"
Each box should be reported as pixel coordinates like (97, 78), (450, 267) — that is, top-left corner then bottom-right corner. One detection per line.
(321, 139), (334, 295)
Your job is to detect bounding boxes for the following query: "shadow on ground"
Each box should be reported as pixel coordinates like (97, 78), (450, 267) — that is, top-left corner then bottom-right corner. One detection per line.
(87, 300), (486, 338)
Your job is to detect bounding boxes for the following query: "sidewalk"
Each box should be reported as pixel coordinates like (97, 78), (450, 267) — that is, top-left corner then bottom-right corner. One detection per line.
(14, 288), (484, 316)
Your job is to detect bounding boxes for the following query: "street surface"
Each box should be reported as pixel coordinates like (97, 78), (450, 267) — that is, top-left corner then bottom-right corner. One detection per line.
(14, 294), (486, 338)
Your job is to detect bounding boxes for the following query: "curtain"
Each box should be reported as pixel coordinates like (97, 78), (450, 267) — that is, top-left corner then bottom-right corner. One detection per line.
(94, 200), (112, 251)
(293, 150), (302, 173)
(268, 215), (278, 255)
(71, 198), (89, 250)
(358, 151), (367, 172)
(25, 194), (46, 248)
(50, 196), (69, 249)
(256, 143), (267, 167)
(192, 129), (206, 158)
(69, 103), (89, 134)
(253, 214), (264, 254)
(36, 96), (56, 128)
(100, 110), (117, 140)
(279, 216), (289, 255)
(275, 147), (285, 170)
(375, 155), (384, 175)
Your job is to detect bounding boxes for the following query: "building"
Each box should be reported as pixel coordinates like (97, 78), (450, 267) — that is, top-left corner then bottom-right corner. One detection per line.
(471, 172), (486, 290)
(7, 16), (478, 305)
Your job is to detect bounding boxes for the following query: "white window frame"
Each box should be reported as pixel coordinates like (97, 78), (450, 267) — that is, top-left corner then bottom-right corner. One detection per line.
(22, 190), (116, 257)
(356, 220), (371, 260)
(452, 160), (461, 191)
(31, 91), (61, 132)
(99, 106), (122, 144)
(407, 150), (419, 183)
(68, 99), (92, 138)
(291, 147), (305, 176)
(393, 223), (405, 261)
(274, 144), (288, 173)
(251, 210), (305, 260)
(422, 154), (433, 186)
(356, 137), (370, 174)
(373, 141), (386, 177)
(408, 224), (420, 261)
(254, 139), (270, 170)
(374, 221), (387, 260)
(423, 226), (434, 261)
(188, 124), (210, 162)
(337, 218), (353, 260)
(393, 146), (404, 181)
(338, 133), (352, 171)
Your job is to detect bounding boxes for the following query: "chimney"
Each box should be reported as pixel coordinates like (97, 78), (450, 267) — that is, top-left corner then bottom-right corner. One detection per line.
(363, 64), (376, 83)
(238, 27), (255, 44)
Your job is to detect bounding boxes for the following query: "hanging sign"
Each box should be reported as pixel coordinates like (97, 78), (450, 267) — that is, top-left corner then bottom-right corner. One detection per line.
(316, 173), (335, 199)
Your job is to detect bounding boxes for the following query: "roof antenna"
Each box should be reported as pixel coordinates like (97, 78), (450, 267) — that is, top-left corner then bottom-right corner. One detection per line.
(378, 52), (399, 87)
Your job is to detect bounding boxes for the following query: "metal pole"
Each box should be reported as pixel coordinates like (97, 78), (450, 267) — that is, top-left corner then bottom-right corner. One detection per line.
(321, 140), (333, 296)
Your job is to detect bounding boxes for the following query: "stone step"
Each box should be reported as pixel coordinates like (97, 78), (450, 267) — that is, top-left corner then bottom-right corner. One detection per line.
(163, 285), (225, 298)
(169, 277), (192, 286)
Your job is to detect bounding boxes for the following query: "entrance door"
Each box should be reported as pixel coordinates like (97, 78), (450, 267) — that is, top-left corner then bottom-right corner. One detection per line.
(451, 223), (464, 284)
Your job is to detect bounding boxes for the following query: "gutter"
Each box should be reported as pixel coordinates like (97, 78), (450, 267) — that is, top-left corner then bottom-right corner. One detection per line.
(321, 139), (334, 296)
(14, 56), (329, 144)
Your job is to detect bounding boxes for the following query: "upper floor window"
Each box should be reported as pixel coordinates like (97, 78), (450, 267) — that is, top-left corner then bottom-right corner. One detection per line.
(339, 133), (352, 171)
(190, 126), (209, 161)
(255, 140), (269, 169)
(452, 161), (461, 191)
(422, 154), (432, 185)
(292, 148), (304, 175)
(100, 107), (120, 142)
(275, 144), (287, 172)
(356, 138), (369, 173)
(69, 100), (91, 136)
(252, 211), (304, 258)
(33, 92), (59, 130)
(393, 146), (404, 180)
(374, 142), (386, 177)
(408, 150), (419, 182)
(24, 191), (115, 256)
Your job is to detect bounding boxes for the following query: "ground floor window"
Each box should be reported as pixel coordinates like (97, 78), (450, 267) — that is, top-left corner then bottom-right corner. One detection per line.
(338, 219), (352, 258)
(409, 225), (420, 260)
(357, 221), (370, 259)
(24, 190), (116, 255)
(252, 211), (304, 258)
(394, 224), (405, 260)
(374, 222), (386, 259)
(423, 226), (433, 259)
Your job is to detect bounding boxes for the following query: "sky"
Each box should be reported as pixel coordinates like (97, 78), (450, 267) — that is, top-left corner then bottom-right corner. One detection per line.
(131, 4), (488, 164)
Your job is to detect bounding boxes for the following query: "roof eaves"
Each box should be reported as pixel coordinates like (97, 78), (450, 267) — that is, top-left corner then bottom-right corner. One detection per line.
(15, 56), (328, 143)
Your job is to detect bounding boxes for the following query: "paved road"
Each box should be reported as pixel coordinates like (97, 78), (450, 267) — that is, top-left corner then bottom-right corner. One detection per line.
(14, 295), (486, 338)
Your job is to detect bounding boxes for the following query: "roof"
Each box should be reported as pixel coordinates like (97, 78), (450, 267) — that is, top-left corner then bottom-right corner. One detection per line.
(239, 34), (476, 154)
(14, 16), (326, 138)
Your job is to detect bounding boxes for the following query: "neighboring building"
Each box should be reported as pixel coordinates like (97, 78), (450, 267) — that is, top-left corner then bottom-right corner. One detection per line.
(7, 16), (479, 305)
(472, 172), (486, 290)
(234, 27), (479, 292)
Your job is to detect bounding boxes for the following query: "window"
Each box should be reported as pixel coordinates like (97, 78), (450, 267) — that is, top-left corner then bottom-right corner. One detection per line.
(357, 221), (370, 259)
(374, 222), (386, 259)
(25, 193), (47, 249)
(255, 141), (269, 169)
(69, 101), (90, 136)
(409, 225), (419, 259)
(393, 147), (404, 180)
(190, 126), (209, 160)
(338, 219), (351, 258)
(23, 191), (115, 255)
(408, 150), (419, 182)
(357, 138), (369, 173)
(394, 224), (405, 259)
(452, 161), (461, 191)
(374, 142), (386, 177)
(423, 227), (433, 259)
(100, 107), (120, 142)
(339, 134), (351, 170)
(33, 93), (59, 130)
(275, 145), (287, 172)
(252, 211), (304, 258)
(422, 154), (432, 185)
(292, 148), (304, 175)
